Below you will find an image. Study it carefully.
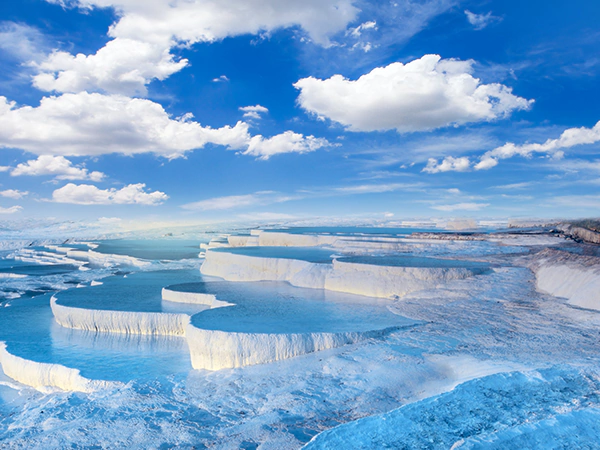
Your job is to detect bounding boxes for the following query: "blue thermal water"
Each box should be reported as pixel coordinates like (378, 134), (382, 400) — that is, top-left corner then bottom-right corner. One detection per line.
(176, 281), (415, 333)
(0, 293), (192, 381)
(55, 268), (205, 313)
(210, 246), (337, 263)
(337, 254), (490, 269)
(93, 239), (203, 261)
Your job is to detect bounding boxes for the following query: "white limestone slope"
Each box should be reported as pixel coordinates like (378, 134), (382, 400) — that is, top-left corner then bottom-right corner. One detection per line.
(51, 297), (190, 336)
(200, 250), (485, 299)
(186, 323), (399, 371)
(529, 249), (600, 311)
(161, 288), (234, 308)
(0, 342), (119, 393)
(65, 250), (151, 268)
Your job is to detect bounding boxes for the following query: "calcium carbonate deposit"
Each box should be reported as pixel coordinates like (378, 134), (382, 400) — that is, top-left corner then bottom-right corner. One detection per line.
(0, 228), (599, 448)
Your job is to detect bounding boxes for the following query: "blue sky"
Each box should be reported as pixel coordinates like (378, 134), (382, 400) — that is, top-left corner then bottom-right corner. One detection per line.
(0, 0), (598, 225)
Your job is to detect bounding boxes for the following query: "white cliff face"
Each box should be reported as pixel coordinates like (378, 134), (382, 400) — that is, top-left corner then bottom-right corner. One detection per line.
(185, 323), (399, 371)
(200, 250), (320, 283)
(0, 342), (120, 393)
(51, 297), (190, 336)
(530, 249), (600, 311)
(257, 232), (339, 247)
(324, 260), (482, 299)
(200, 250), (485, 299)
(228, 235), (259, 247)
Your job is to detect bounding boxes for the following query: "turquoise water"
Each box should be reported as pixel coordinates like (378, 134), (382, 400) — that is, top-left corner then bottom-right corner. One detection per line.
(55, 269), (204, 313)
(338, 254), (490, 269)
(0, 293), (192, 382)
(176, 281), (414, 334)
(211, 246), (337, 263)
(94, 239), (203, 261)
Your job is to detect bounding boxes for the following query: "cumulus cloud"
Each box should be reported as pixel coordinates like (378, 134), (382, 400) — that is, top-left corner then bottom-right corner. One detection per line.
(0, 189), (28, 199)
(38, 0), (358, 94)
(422, 156), (470, 173)
(431, 202), (490, 211)
(33, 39), (188, 96)
(52, 183), (168, 205)
(475, 120), (600, 170)
(0, 93), (250, 158)
(244, 131), (331, 159)
(182, 191), (295, 211)
(294, 54), (532, 133)
(11, 155), (105, 181)
(0, 93), (329, 159)
(464, 10), (500, 30)
(239, 104), (269, 120)
(0, 206), (23, 214)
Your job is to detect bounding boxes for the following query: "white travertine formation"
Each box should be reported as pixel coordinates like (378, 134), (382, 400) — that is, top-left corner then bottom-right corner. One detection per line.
(200, 250), (485, 299)
(530, 249), (600, 311)
(228, 235), (259, 247)
(257, 231), (338, 247)
(51, 297), (190, 335)
(161, 288), (234, 308)
(65, 250), (151, 267)
(186, 323), (398, 371)
(0, 342), (119, 393)
(324, 260), (482, 299)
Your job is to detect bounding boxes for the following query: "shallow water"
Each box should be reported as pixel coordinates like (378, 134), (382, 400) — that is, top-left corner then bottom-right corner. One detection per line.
(211, 246), (337, 263)
(180, 281), (413, 333)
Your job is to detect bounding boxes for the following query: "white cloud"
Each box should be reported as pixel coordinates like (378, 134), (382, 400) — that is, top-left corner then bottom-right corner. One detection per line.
(333, 182), (421, 194)
(244, 131), (331, 159)
(33, 39), (188, 96)
(0, 93), (249, 158)
(0, 206), (23, 214)
(38, 0), (359, 94)
(0, 93), (328, 160)
(0, 166), (10, 172)
(239, 104), (269, 120)
(0, 22), (46, 61)
(475, 120), (600, 170)
(294, 54), (533, 133)
(0, 189), (28, 199)
(492, 182), (534, 190)
(431, 202), (490, 212)
(11, 155), (105, 181)
(422, 156), (470, 173)
(464, 10), (500, 30)
(212, 75), (229, 82)
(52, 183), (168, 205)
(348, 21), (377, 37)
(182, 191), (295, 211)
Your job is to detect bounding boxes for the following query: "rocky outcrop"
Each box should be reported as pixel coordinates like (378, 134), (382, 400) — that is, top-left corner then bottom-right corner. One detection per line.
(559, 224), (600, 245)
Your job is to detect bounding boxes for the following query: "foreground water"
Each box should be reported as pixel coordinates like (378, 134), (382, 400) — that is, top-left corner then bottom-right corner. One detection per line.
(0, 229), (598, 448)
